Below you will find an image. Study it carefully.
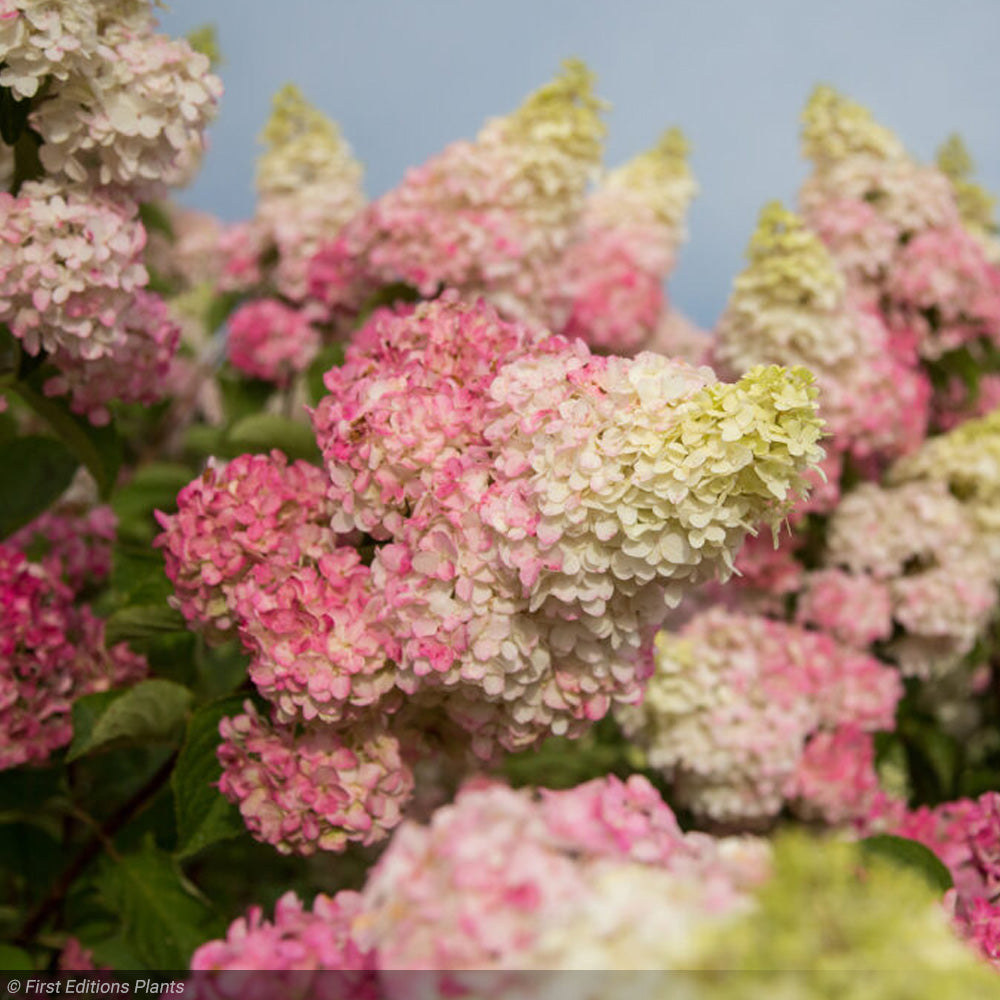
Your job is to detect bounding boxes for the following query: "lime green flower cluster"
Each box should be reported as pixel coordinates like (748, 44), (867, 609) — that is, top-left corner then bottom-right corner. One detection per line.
(256, 83), (365, 200)
(937, 135), (998, 238)
(691, 832), (996, 998)
(696, 364), (827, 519)
(478, 58), (608, 234)
(801, 84), (905, 168)
(591, 126), (697, 238)
(715, 202), (858, 378)
(730, 202), (845, 310)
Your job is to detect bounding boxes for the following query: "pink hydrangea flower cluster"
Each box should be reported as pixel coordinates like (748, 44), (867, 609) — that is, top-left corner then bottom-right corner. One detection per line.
(0, 537), (147, 770)
(9, 503), (116, 592)
(824, 479), (998, 679)
(544, 129), (696, 354)
(885, 226), (1000, 360)
(795, 567), (895, 649)
(158, 294), (823, 851)
(190, 888), (374, 977)
(617, 607), (901, 826)
(310, 60), (606, 327)
(156, 451), (340, 640)
(357, 775), (769, 973)
(548, 227), (665, 354)
(226, 299), (320, 386)
(43, 290), (181, 425)
(870, 793), (1000, 966)
(316, 297), (821, 757)
(216, 702), (414, 857)
(144, 206), (227, 293)
(799, 86), (1000, 366)
(0, 180), (148, 361)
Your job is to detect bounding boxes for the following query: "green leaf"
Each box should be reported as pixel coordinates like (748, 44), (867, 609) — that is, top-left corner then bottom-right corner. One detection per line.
(111, 462), (193, 544)
(0, 943), (33, 971)
(108, 544), (174, 606)
(182, 423), (224, 460)
(0, 435), (78, 538)
(103, 605), (188, 646)
(68, 680), (193, 761)
(306, 342), (346, 405)
(205, 290), (244, 334)
(859, 834), (954, 894)
(0, 85), (31, 146)
(0, 409), (19, 444)
(218, 369), (275, 422)
(899, 716), (961, 801)
(354, 281), (422, 327)
(138, 201), (175, 239)
(173, 697), (247, 860)
(227, 413), (320, 462)
(9, 377), (122, 498)
(95, 838), (220, 969)
(0, 324), (17, 378)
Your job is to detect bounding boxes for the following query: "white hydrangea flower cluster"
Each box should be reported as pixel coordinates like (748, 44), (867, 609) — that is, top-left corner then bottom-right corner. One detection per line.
(0, 180), (147, 360)
(617, 607), (901, 826)
(888, 406), (1000, 562)
(799, 85), (959, 262)
(309, 296), (824, 763)
(2, 1), (220, 192)
(0, 0), (221, 417)
(825, 479), (998, 679)
(32, 21), (220, 191)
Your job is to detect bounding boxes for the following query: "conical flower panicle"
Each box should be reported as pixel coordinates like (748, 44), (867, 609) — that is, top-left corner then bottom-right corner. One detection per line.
(733, 201), (845, 311)
(801, 84), (905, 168)
(256, 83), (365, 199)
(936, 133), (1000, 261)
(594, 126), (697, 235)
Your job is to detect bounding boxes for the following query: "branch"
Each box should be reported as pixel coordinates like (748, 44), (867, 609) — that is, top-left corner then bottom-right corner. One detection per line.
(14, 752), (178, 945)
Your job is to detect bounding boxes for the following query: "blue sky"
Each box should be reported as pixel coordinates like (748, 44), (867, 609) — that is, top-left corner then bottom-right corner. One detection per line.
(158, 1), (1000, 329)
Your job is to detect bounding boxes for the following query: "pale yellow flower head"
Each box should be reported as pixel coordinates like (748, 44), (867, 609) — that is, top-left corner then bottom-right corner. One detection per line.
(476, 58), (607, 236)
(691, 831), (994, 997)
(256, 84), (364, 199)
(593, 126), (698, 234)
(483, 57), (607, 167)
(801, 85), (906, 168)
